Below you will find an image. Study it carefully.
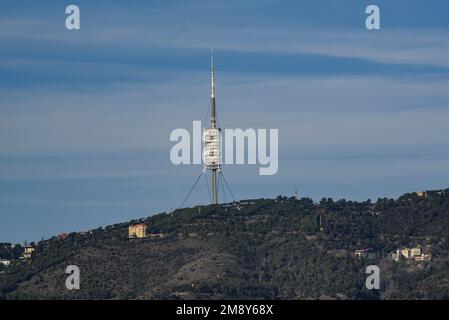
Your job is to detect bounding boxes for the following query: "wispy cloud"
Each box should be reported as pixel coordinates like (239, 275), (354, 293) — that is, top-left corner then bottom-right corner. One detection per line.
(1, 9), (449, 68)
(1, 73), (449, 153)
(1, 0), (449, 243)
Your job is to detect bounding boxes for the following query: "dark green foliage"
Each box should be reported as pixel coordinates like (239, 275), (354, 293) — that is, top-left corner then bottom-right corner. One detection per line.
(1, 189), (449, 300)
(0, 243), (22, 260)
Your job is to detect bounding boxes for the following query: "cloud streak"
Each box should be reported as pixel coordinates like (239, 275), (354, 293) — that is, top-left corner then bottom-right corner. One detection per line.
(1, 0), (449, 243)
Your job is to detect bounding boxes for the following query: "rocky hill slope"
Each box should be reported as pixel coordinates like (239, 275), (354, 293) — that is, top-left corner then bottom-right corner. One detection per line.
(1, 189), (449, 299)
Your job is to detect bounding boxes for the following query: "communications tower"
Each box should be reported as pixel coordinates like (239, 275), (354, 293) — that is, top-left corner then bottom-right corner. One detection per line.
(179, 49), (234, 208)
(203, 49), (221, 204)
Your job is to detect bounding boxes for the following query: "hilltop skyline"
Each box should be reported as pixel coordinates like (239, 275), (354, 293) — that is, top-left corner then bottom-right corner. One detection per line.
(1, 0), (449, 243)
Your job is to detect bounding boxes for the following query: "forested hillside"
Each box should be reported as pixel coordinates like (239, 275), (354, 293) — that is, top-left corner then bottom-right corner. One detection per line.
(1, 189), (449, 300)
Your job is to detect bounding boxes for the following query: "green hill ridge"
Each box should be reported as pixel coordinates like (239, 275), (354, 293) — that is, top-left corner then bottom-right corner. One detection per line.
(1, 189), (449, 300)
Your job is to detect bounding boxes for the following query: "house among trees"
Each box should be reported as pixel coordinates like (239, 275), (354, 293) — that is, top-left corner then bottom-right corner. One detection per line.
(149, 231), (165, 239)
(20, 246), (35, 260)
(128, 223), (148, 239)
(353, 248), (379, 259)
(0, 259), (11, 267)
(354, 248), (371, 258)
(416, 191), (428, 198)
(58, 233), (69, 240)
(393, 246), (431, 262)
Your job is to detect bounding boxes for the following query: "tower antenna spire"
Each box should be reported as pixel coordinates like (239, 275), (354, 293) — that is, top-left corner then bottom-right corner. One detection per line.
(210, 48), (216, 129)
(179, 49), (234, 208)
(211, 49), (215, 97)
(204, 48), (220, 204)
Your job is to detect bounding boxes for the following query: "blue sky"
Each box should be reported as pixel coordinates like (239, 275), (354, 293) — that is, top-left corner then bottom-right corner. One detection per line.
(1, 0), (449, 243)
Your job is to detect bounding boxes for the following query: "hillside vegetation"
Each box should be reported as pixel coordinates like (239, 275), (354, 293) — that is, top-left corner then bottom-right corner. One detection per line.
(1, 189), (449, 299)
